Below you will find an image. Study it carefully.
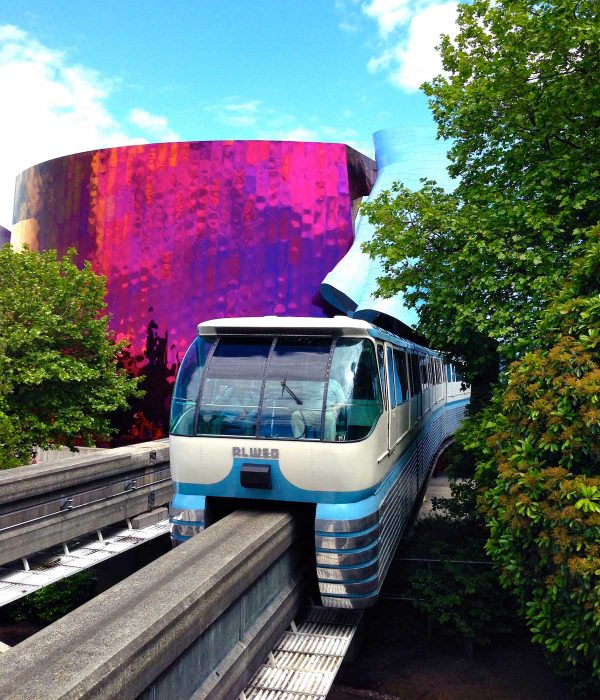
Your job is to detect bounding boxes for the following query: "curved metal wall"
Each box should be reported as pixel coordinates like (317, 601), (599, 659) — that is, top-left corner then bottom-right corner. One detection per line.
(12, 140), (375, 440)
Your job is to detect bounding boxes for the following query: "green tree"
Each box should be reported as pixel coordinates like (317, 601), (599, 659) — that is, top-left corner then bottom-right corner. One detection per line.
(361, 0), (600, 686)
(362, 0), (599, 401)
(0, 245), (141, 467)
(465, 232), (600, 687)
(2, 571), (96, 624)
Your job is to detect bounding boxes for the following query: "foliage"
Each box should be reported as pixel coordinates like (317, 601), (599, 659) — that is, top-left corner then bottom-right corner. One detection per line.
(2, 571), (96, 624)
(460, 232), (600, 686)
(362, 0), (599, 686)
(0, 245), (142, 467)
(406, 480), (514, 659)
(361, 0), (599, 399)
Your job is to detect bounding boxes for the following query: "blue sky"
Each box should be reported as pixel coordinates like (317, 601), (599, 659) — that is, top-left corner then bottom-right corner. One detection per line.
(0, 0), (460, 228)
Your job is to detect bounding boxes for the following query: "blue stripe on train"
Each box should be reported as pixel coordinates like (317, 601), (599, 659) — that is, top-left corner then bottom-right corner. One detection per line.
(172, 398), (470, 515)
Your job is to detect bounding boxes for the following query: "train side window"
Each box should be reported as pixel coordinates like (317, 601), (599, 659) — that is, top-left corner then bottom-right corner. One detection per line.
(394, 349), (410, 403)
(327, 339), (383, 441)
(170, 336), (215, 435)
(386, 347), (397, 408)
(376, 343), (387, 405)
(411, 352), (421, 394)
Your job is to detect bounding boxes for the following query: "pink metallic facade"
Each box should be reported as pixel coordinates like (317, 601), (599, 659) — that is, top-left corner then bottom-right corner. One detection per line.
(12, 140), (375, 440)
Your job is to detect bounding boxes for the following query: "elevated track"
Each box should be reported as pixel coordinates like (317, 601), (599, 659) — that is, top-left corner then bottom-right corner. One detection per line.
(0, 440), (171, 595)
(0, 509), (311, 699)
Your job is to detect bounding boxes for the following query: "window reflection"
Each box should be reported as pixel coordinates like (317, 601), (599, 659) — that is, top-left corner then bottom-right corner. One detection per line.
(170, 337), (214, 435)
(170, 334), (384, 441)
(327, 339), (383, 441)
(197, 338), (271, 436)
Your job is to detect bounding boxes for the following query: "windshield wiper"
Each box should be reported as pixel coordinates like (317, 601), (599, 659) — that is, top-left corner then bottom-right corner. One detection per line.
(280, 376), (303, 405)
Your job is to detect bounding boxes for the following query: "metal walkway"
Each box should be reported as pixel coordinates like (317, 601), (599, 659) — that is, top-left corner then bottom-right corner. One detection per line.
(242, 606), (362, 700)
(0, 518), (169, 606)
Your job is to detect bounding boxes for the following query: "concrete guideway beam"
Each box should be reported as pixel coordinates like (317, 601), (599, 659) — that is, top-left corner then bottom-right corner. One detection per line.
(0, 439), (169, 506)
(0, 481), (173, 568)
(0, 510), (309, 700)
(0, 440), (171, 566)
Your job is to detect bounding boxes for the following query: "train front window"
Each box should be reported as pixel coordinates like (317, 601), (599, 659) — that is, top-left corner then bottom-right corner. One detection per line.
(170, 336), (215, 435)
(260, 337), (331, 440)
(196, 337), (271, 436)
(170, 333), (383, 441)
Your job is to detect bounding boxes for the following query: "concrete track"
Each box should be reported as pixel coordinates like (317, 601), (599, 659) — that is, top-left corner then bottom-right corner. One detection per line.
(0, 509), (309, 700)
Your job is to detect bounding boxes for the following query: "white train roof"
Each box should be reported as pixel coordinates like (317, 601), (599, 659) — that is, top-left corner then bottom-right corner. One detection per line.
(197, 316), (373, 335)
(196, 315), (442, 357)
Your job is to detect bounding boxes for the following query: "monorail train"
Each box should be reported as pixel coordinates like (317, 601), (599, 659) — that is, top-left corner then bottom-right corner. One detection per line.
(168, 316), (470, 608)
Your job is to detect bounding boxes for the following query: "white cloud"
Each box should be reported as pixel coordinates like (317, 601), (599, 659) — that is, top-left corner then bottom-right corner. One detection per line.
(129, 108), (178, 141)
(363, 0), (412, 36)
(0, 25), (178, 228)
(360, 1), (459, 92)
(207, 99), (262, 128)
(339, 21), (360, 33)
(391, 3), (458, 89)
(206, 98), (372, 154)
(273, 127), (319, 141)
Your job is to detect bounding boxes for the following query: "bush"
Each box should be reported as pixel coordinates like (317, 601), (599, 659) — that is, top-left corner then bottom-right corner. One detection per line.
(2, 571), (96, 624)
(405, 479), (515, 659)
(462, 232), (600, 688)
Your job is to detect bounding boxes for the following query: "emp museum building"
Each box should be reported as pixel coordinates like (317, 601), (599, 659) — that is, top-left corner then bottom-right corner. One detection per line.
(9, 129), (422, 442)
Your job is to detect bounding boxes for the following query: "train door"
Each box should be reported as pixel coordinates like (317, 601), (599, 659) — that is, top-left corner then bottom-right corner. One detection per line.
(376, 343), (387, 406)
(410, 350), (421, 422)
(393, 347), (411, 443)
(420, 354), (431, 415)
(434, 359), (442, 404)
(443, 363), (450, 403)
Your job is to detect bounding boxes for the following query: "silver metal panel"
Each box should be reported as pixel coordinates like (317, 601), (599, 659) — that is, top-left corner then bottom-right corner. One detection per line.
(169, 522), (204, 539)
(314, 523), (379, 550)
(316, 540), (379, 567)
(169, 506), (205, 541)
(314, 510), (377, 534)
(316, 558), (379, 582)
(318, 577), (379, 596)
(320, 592), (378, 609)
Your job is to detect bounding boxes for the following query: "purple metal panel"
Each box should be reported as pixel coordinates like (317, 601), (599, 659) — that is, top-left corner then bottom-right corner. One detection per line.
(12, 140), (374, 440)
(0, 225), (10, 246)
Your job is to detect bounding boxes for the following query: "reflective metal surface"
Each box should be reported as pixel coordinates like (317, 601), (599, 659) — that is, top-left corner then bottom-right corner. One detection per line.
(314, 511), (378, 534)
(315, 523), (379, 550)
(13, 141), (374, 441)
(316, 401), (469, 608)
(168, 506), (205, 541)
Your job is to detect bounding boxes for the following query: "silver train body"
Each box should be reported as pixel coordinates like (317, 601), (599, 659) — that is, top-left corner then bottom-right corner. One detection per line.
(169, 317), (470, 608)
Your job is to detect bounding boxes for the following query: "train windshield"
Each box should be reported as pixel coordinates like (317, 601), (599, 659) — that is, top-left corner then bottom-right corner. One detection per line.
(170, 335), (383, 442)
